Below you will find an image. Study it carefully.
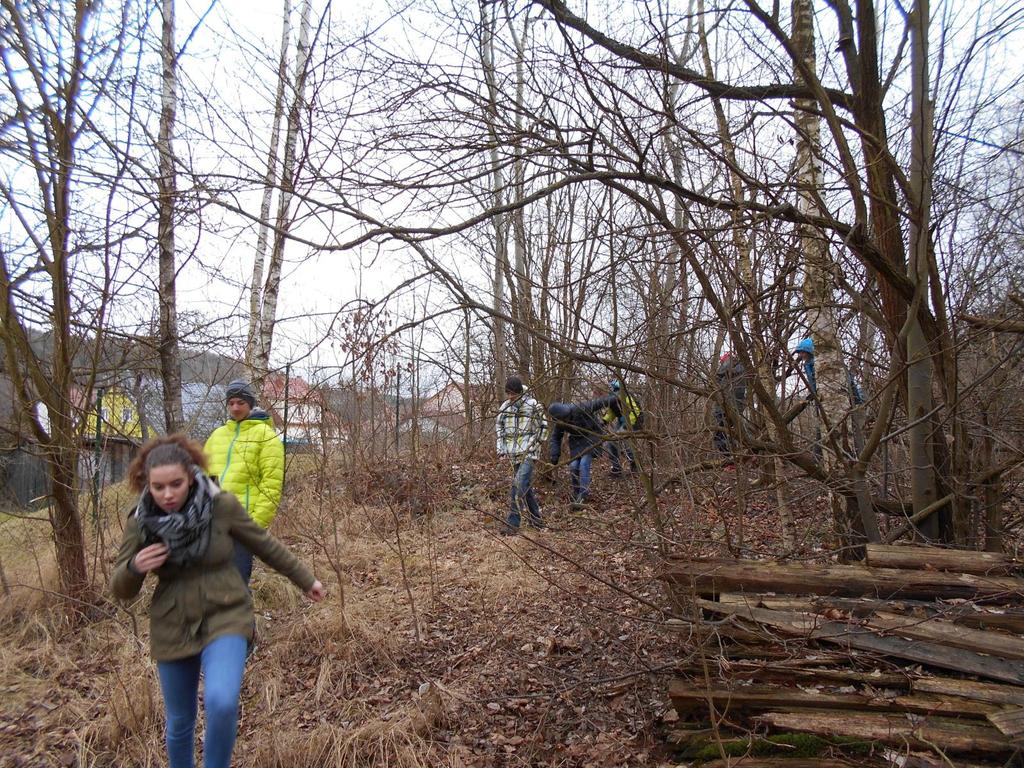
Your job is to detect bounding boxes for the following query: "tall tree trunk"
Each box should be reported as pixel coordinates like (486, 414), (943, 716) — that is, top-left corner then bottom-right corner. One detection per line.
(980, 409), (1003, 552)
(463, 307), (473, 448)
(832, 0), (946, 540)
(253, 0), (313, 392)
(246, 0), (292, 376)
(696, 2), (787, 538)
(157, 0), (183, 432)
(479, 0), (508, 393)
(0, 0), (93, 613)
(792, 0), (879, 547)
(906, 0), (939, 538)
(40, 7), (90, 610)
(508, 9), (534, 375)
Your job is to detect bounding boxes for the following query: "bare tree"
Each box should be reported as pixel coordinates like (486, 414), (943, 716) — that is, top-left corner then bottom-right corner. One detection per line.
(0, 0), (143, 610)
(157, 0), (184, 432)
(477, 0), (511, 394)
(250, 0), (315, 394)
(246, 0), (292, 380)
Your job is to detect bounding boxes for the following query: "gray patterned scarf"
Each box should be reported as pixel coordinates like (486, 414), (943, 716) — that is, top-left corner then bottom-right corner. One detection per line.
(136, 469), (215, 567)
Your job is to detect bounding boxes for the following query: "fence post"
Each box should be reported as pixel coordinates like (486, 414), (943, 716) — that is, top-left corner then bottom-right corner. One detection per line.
(92, 386), (104, 522)
(283, 364), (290, 480)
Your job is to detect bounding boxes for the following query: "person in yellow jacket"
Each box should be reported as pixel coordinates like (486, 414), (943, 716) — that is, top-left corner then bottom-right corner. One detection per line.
(602, 379), (643, 475)
(204, 379), (284, 586)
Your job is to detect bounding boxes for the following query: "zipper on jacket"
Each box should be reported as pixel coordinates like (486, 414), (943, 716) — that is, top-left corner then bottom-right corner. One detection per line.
(224, 421), (242, 507)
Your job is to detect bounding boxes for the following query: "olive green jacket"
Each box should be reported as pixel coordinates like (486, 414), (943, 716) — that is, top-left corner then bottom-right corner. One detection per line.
(110, 491), (314, 661)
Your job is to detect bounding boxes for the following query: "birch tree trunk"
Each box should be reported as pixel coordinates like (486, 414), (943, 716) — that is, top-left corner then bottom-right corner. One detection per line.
(792, 0), (879, 546)
(253, 0), (313, 392)
(157, 0), (184, 432)
(246, 0), (292, 377)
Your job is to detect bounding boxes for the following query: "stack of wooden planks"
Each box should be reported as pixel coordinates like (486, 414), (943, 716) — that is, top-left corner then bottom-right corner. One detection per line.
(660, 544), (1024, 766)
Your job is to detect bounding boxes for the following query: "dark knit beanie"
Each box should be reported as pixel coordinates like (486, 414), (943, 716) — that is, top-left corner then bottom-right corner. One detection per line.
(504, 375), (524, 395)
(225, 379), (257, 407)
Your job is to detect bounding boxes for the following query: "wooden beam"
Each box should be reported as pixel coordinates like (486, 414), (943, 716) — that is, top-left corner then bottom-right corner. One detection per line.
(697, 599), (1024, 685)
(913, 678), (1024, 707)
(718, 592), (1024, 634)
(700, 761), (857, 768)
(669, 681), (997, 718)
(758, 710), (1014, 754)
(681, 659), (909, 688)
(987, 708), (1024, 740)
(664, 558), (1024, 601)
(865, 544), (1018, 575)
(866, 610), (1024, 661)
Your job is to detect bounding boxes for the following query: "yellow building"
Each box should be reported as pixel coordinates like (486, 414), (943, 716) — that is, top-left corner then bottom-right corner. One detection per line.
(83, 387), (143, 440)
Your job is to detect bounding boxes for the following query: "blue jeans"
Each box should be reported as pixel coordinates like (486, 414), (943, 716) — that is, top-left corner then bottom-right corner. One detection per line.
(232, 541), (253, 588)
(232, 542), (257, 655)
(507, 459), (542, 529)
(607, 428), (637, 473)
(156, 634), (248, 768)
(714, 398), (746, 457)
(569, 452), (593, 503)
(712, 406), (731, 456)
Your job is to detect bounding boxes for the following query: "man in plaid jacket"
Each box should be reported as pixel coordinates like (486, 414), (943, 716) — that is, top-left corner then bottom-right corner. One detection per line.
(495, 375), (548, 534)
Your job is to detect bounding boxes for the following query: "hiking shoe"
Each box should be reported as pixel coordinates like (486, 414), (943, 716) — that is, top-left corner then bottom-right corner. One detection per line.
(498, 526), (519, 536)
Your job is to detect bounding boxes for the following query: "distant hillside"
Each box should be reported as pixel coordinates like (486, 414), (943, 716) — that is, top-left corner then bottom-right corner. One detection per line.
(2, 328), (245, 387)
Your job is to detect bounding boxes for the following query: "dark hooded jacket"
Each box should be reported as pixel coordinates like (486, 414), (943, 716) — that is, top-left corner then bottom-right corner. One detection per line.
(548, 395), (618, 462)
(716, 354), (748, 408)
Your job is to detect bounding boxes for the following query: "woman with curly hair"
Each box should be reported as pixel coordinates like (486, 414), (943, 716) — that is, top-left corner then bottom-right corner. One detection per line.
(110, 434), (325, 768)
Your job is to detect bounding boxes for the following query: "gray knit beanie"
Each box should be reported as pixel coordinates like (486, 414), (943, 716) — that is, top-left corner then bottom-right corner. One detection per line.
(225, 379), (257, 407)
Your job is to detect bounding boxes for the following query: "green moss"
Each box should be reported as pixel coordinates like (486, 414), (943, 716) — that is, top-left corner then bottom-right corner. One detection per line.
(681, 731), (874, 762)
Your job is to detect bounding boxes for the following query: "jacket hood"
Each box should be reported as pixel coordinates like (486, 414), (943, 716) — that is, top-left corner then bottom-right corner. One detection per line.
(794, 338), (814, 355)
(249, 407), (272, 422)
(548, 403), (571, 420)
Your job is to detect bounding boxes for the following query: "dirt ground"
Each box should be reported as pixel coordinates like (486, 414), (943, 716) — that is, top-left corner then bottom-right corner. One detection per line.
(0, 456), (825, 767)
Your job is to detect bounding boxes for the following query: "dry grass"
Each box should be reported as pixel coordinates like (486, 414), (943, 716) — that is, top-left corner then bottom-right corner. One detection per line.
(0, 456), (695, 767)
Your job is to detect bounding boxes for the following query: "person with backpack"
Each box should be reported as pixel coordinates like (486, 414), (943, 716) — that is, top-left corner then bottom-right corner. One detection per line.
(110, 434), (325, 768)
(495, 375), (548, 535)
(548, 393), (619, 508)
(603, 379), (643, 475)
(713, 352), (748, 468)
